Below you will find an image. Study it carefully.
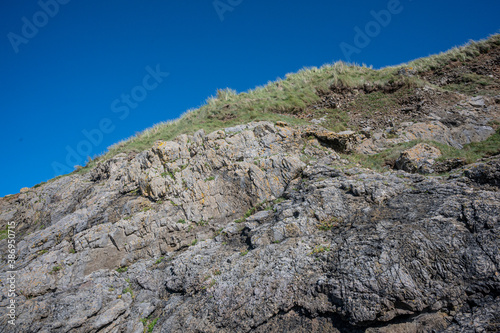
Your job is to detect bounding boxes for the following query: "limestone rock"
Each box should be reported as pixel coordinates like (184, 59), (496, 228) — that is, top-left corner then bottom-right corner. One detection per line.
(395, 143), (442, 174)
(0, 121), (499, 332)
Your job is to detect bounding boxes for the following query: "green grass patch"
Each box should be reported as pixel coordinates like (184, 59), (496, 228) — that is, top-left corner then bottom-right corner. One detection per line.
(122, 287), (134, 298)
(155, 257), (164, 265)
(342, 128), (500, 171)
(408, 34), (500, 72)
(309, 245), (330, 255)
(50, 265), (62, 274)
(442, 73), (498, 96)
(316, 217), (341, 231)
(116, 266), (128, 273)
(38, 34), (500, 184)
(0, 226), (8, 240)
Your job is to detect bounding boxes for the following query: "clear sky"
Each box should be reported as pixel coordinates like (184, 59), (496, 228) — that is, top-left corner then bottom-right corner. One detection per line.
(1, 0), (499, 196)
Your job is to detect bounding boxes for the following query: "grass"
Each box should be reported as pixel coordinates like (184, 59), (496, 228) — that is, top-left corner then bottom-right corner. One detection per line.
(342, 128), (500, 171)
(141, 317), (158, 333)
(309, 245), (330, 256)
(316, 217), (340, 231)
(196, 220), (208, 226)
(33, 181), (46, 188)
(407, 34), (500, 73)
(0, 226), (8, 240)
(50, 265), (62, 274)
(213, 228), (225, 238)
(155, 257), (164, 264)
(28, 34), (499, 181)
(116, 266), (128, 273)
(442, 73), (497, 96)
(161, 171), (174, 179)
(122, 287), (134, 298)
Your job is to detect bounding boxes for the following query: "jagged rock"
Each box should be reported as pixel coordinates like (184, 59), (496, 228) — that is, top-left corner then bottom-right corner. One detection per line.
(469, 96), (486, 108)
(433, 158), (467, 173)
(395, 143), (442, 174)
(464, 156), (500, 187)
(403, 121), (462, 149)
(451, 124), (495, 145)
(0, 121), (499, 332)
(302, 126), (363, 153)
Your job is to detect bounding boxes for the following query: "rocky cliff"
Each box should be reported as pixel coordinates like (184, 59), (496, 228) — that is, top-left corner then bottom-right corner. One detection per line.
(1, 37), (500, 333)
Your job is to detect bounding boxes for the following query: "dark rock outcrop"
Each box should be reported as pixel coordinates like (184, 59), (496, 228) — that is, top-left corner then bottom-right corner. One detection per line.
(1, 121), (499, 332)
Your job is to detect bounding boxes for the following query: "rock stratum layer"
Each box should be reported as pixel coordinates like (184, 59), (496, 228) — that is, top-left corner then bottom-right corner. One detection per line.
(1, 120), (499, 332)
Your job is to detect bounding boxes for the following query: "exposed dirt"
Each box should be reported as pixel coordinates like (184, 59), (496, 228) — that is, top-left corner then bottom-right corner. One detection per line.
(420, 43), (500, 95)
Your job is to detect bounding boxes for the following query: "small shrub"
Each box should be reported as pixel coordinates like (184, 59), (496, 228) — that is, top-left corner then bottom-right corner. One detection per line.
(316, 217), (340, 231)
(147, 318), (158, 332)
(309, 245), (330, 255)
(116, 266), (128, 273)
(155, 257), (164, 264)
(213, 228), (224, 238)
(273, 197), (285, 204)
(161, 171), (174, 179)
(240, 250), (249, 256)
(50, 265), (61, 274)
(197, 220), (208, 226)
(177, 219), (186, 224)
(122, 287), (134, 298)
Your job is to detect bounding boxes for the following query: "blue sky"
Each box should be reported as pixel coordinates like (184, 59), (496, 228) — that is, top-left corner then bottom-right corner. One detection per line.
(1, 0), (499, 196)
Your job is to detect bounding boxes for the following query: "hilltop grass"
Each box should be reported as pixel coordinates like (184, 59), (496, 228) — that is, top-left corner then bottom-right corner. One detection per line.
(78, 65), (421, 173)
(66, 34), (499, 175)
(407, 33), (500, 73)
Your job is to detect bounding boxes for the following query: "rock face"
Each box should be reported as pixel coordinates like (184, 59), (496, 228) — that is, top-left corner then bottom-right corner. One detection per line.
(395, 143), (442, 174)
(0, 121), (499, 332)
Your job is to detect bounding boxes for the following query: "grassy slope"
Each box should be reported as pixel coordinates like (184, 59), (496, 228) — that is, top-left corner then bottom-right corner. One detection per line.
(66, 34), (499, 176)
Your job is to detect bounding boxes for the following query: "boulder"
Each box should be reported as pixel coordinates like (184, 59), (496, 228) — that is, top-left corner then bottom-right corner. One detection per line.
(395, 143), (442, 174)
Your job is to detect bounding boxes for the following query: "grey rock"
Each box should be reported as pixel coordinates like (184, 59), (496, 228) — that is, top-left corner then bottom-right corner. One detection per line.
(470, 96), (486, 108)
(395, 143), (442, 174)
(0, 121), (499, 332)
